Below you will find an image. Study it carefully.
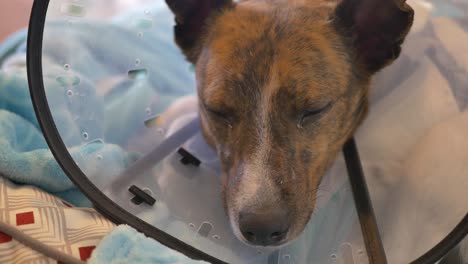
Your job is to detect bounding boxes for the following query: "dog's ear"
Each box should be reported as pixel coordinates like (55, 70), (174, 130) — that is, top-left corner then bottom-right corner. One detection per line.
(165, 0), (234, 63)
(333, 0), (414, 73)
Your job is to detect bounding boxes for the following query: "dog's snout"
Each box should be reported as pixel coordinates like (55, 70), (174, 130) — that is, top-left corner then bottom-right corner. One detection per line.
(238, 208), (289, 246)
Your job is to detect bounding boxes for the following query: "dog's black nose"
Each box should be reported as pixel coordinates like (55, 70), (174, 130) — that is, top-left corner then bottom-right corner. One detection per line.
(238, 209), (289, 246)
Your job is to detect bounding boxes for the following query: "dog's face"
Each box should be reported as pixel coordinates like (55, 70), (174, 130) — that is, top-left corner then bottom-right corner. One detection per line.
(166, 0), (413, 247)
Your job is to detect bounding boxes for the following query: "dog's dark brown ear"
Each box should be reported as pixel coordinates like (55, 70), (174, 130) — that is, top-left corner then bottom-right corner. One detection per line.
(334, 0), (414, 73)
(165, 0), (234, 63)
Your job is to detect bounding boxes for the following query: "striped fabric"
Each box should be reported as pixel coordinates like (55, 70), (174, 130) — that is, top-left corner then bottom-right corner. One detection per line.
(0, 177), (115, 263)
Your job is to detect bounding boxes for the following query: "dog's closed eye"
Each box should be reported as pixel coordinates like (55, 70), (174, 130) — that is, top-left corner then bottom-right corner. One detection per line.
(299, 102), (333, 126)
(204, 104), (235, 125)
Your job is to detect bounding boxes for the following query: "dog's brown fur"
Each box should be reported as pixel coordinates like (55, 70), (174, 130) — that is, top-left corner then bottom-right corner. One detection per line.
(166, 0), (414, 246)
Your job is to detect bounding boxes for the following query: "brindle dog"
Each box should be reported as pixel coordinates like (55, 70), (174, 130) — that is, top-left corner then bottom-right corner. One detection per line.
(165, 0), (414, 247)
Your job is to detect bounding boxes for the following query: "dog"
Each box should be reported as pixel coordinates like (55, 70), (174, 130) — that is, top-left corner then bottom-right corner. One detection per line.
(164, 0), (414, 247)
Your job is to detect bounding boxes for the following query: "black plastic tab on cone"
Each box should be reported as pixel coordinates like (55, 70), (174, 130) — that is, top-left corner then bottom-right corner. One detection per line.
(129, 185), (156, 206)
(178, 147), (201, 167)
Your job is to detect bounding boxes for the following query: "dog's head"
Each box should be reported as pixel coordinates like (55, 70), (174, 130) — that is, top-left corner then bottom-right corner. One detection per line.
(166, 0), (413, 247)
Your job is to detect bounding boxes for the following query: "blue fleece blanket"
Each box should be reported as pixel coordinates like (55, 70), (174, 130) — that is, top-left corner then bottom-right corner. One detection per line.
(0, 5), (195, 204)
(0, 5), (205, 263)
(0, 29), (94, 206)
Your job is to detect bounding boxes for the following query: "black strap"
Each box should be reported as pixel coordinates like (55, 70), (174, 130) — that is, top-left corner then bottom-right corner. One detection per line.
(411, 213), (468, 264)
(343, 138), (388, 264)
